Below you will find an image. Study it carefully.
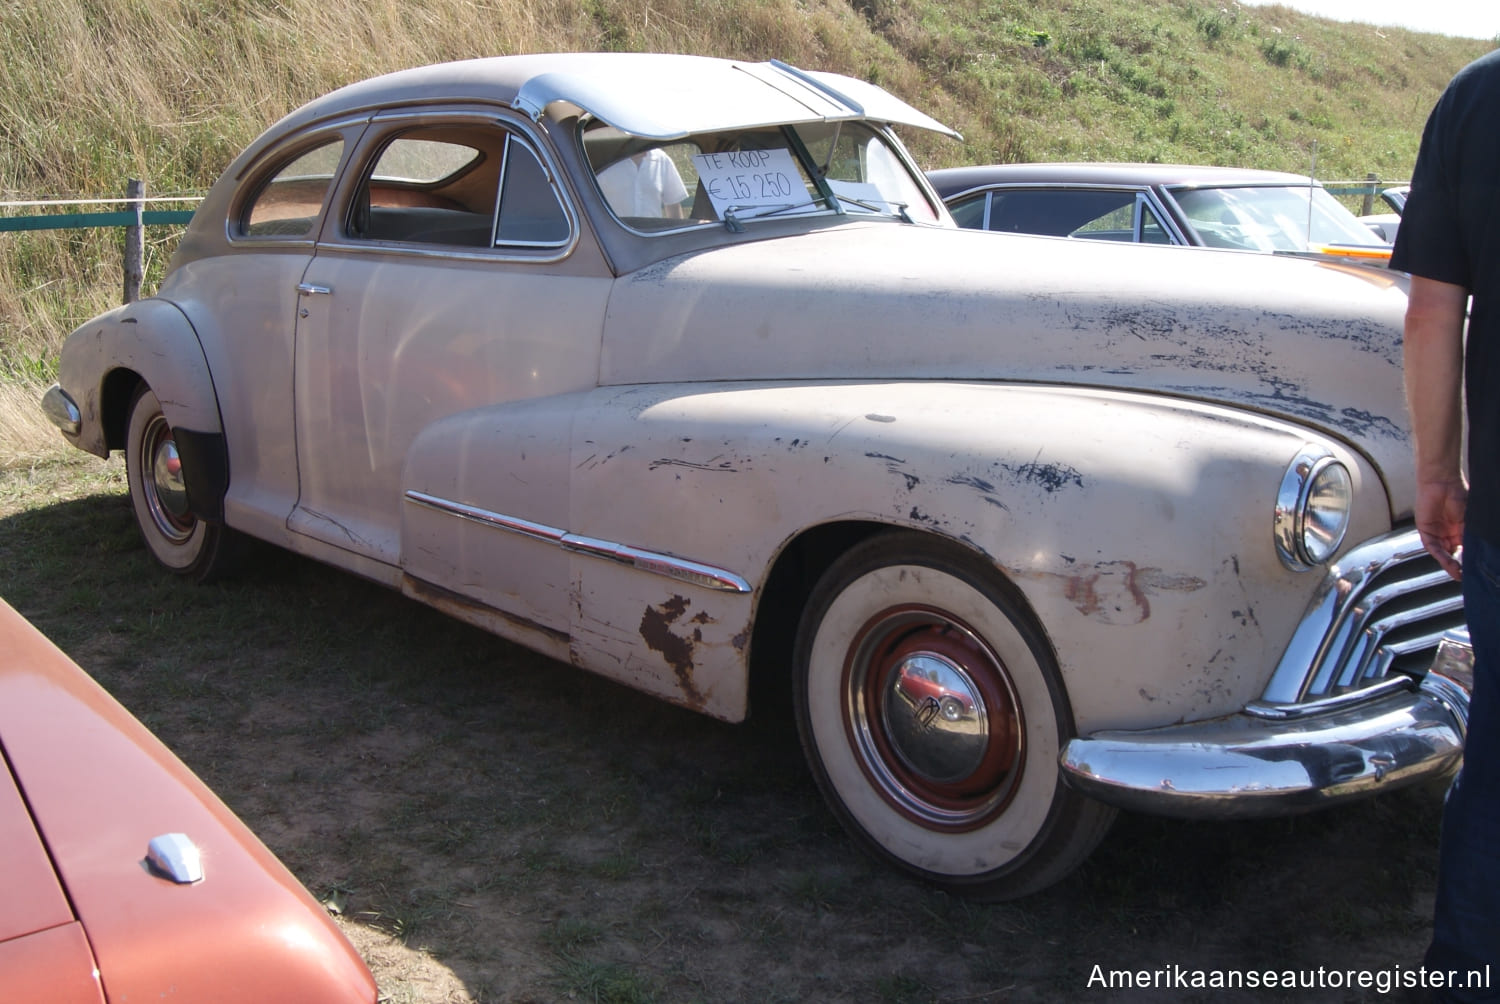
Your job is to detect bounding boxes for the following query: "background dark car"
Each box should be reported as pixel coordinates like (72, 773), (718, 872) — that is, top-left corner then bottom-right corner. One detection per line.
(927, 162), (1393, 260)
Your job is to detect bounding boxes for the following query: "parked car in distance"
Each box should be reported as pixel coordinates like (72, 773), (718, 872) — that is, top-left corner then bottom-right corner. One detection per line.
(0, 598), (377, 1003)
(928, 162), (1395, 262)
(1359, 185), (1410, 243)
(44, 53), (1470, 900)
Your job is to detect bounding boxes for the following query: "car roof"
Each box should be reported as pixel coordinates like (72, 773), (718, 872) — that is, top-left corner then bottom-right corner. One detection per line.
(268, 52), (958, 145)
(926, 162), (1321, 199)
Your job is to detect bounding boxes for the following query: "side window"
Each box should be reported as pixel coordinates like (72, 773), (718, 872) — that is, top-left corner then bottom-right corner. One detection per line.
(1140, 202), (1173, 244)
(346, 125), (571, 251)
(989, 189), (1137, 239)
(354, 133), (492, 248)
(1070, 199), (1138, 241)
(240, 139), (345, 238)
(946, 193), (989, 230)
(495, 138), (571, 246)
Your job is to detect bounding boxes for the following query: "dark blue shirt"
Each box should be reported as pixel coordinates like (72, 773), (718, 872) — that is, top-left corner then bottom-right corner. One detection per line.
(1392, 48), (1500, 543)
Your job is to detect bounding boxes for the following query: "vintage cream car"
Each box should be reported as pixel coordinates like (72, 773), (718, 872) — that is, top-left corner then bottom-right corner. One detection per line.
(43, 53), (1472, 899)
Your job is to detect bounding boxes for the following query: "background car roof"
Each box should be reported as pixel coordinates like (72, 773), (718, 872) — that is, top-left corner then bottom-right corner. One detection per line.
(926, 162), (1324, 199)
(264, 52), (958, 148)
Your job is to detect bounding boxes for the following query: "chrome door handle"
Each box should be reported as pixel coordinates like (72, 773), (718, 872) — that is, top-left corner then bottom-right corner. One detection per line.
(297, 283), (332, 296)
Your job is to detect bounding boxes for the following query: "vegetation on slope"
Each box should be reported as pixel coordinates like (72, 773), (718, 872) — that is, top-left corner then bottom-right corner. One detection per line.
(0, 0), (1491, 463)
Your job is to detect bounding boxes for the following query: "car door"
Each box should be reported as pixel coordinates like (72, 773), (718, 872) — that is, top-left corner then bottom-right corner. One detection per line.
(288, 110), (613, 631)
(170, 129), (362, 544)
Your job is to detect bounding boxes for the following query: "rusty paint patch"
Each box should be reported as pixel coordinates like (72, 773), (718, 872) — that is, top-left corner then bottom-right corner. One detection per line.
(639, 595), (707, 709)
(403, 575), (569, 646)
(1059, 561), (1207, 625)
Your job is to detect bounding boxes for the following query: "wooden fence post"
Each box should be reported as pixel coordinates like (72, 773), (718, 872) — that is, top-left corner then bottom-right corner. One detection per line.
(1360, 173), (1378, 217)
(123, 179), (144, 304)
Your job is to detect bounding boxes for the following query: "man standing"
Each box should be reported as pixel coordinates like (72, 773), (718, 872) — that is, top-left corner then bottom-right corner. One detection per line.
(1392, 49), (1500, 1002)
(597, 148), (689, 220)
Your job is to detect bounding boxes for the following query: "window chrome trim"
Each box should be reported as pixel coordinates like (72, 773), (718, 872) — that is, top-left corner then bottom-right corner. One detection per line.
(404, 490), (752, 593)
(313, 108), (581, 264)
(228, 119), (370, 247)
(491, 133), (574, 249)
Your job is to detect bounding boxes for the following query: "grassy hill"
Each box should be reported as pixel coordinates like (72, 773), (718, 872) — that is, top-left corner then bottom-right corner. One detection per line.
(0, 0), (1492, 462)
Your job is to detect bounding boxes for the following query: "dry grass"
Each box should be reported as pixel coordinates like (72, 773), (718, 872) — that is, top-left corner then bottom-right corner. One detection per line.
(0, 1), (1491, 458)
(0, 378), (67, 468)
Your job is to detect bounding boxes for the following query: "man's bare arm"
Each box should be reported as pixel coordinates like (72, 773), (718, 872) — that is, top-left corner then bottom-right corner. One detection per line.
(1403, 274), (1470, 579)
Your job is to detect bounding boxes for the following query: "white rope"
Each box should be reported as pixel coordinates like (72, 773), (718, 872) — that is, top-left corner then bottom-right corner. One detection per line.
(0, 195), (204, 209)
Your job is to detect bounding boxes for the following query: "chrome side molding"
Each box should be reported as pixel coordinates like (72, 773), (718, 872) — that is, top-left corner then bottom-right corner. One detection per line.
(404, 490), (752, 594)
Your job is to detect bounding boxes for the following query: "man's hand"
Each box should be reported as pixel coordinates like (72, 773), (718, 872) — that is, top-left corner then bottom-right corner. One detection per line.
(1415, 476), (1467, 579)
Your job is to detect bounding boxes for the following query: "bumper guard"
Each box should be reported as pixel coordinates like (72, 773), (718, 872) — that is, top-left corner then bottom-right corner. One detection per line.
(41, 384), (81, 437)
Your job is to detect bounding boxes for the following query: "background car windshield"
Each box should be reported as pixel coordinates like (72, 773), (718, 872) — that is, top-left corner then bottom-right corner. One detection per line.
(1170, 185), (1386, 251)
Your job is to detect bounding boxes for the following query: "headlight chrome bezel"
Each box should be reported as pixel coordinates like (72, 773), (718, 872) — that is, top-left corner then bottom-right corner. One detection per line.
(1275, 448), (1353, 571)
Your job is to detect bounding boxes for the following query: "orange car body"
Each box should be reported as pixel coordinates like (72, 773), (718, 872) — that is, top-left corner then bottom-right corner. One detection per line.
(0, 599), (376, 1003)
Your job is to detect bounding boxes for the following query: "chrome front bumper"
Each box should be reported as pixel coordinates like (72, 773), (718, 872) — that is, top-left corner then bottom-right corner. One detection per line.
(1060, 629), (1473, 819)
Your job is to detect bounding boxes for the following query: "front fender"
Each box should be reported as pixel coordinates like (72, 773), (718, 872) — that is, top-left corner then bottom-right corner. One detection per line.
(565, 381), (1390, 731)
(56, 298), (223, 458)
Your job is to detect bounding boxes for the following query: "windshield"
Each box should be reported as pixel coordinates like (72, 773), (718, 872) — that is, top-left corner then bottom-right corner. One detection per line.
(581, 119), (940, 232)
(1168, 185), (1387, 252)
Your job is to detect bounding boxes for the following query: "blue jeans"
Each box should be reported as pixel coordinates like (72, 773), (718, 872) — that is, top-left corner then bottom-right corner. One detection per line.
(1427, 530), (1500, 1002)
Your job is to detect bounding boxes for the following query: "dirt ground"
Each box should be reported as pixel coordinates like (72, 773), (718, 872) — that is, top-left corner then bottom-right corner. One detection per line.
(3, 464), (1452, 1003)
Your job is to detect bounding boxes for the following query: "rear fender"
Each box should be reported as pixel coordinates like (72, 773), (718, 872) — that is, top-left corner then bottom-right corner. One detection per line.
(57, 298), (227, 519)
(58, 298), (223, 455)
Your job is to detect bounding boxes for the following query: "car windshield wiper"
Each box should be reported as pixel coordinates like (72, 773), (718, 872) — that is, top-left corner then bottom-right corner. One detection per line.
(722, 198), (833, 232)
(835, 194), (913, 223)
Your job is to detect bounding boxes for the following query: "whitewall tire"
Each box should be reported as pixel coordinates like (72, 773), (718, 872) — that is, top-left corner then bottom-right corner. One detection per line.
(125, 386), (239, 581)
(793, 531), (1114, 899)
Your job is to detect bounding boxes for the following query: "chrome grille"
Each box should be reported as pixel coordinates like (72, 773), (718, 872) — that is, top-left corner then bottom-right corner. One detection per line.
(1247, 529), (1466, 719)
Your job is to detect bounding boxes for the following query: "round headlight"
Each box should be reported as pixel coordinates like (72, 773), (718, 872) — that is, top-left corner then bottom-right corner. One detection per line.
(1275, 449), (1353, 571)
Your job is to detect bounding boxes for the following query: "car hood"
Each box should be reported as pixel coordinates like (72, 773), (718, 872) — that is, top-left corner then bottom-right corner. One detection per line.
(599, 223), (1414, 517)
(0, 600), (376, 1003)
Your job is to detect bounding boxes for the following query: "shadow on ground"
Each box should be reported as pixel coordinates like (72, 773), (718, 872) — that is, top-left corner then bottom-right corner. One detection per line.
(1, 480), (1446, 1003)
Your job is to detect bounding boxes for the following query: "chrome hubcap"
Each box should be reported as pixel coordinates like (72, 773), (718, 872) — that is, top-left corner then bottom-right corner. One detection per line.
(844, 606), (1024, 831)
(883, 652), (987, 783)
(143, 415), (193, 541)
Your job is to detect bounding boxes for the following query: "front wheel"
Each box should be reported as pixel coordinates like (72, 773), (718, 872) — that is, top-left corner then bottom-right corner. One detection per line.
(793, 532), (1114, 900)
(125, 386), (241, 581)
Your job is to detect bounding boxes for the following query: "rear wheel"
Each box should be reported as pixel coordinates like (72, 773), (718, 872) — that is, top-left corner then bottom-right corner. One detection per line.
(793, 531), (1114, 899)
(125, 386), (241, 581)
